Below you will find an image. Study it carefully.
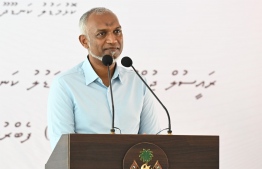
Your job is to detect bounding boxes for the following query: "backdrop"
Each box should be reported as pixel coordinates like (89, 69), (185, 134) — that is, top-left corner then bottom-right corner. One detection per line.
(0, 0), (262, 168)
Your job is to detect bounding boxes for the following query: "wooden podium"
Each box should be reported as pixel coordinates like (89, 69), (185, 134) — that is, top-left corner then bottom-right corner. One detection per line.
(45, 134), (219, 169)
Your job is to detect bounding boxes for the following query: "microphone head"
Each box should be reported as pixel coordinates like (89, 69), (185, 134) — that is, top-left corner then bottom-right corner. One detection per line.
(102, 55), (113, 66)
(121, 56), (133, 67)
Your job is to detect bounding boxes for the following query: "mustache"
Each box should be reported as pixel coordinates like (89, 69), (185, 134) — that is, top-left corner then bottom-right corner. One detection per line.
(103, 47), (120, 50)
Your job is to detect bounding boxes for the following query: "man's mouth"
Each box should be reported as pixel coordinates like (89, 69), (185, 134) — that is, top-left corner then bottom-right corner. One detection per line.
(104, 47), (120, 51)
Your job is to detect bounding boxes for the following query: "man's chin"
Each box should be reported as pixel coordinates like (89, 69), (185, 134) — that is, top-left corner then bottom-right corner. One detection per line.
(105, 52), (119, 57)
(89, 53), (120, 63)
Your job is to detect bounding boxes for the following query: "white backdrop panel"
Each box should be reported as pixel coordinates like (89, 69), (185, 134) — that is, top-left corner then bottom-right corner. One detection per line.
(0, 0), (262, 169)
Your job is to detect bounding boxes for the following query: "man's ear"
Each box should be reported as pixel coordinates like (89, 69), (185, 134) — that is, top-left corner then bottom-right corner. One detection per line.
(79, 35), (89, 49)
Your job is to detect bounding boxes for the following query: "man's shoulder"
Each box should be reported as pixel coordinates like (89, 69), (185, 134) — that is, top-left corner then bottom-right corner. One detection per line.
(117, 65), (147, 85)
(53, 61), (84, 82)
(117, 65), (146, 79)
(118, 65), (135, 75)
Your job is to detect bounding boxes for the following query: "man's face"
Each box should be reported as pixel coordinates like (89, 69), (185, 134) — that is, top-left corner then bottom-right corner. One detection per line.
(85, 12), (123, 60)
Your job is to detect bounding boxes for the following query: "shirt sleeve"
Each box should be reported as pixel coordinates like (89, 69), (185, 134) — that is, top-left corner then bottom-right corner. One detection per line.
(47, 77), (75, 149)
(138, 78), (161, 134)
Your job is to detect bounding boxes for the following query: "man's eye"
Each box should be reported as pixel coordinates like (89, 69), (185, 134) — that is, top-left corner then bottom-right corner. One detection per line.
(114, 30), (122, 35)
(97, 32), (105, 37)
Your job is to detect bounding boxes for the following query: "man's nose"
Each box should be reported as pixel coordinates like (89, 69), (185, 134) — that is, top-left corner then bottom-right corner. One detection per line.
(106, 33), (117, 44)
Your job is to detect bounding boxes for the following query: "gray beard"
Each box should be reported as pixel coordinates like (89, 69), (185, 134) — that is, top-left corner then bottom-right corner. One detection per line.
(89, 50), (103, 61)
(89, 50), (118, 63)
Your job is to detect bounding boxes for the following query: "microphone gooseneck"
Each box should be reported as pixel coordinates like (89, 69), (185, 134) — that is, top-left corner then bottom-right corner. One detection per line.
(121, 56), (172, 135)
(102, 55), (115, 134)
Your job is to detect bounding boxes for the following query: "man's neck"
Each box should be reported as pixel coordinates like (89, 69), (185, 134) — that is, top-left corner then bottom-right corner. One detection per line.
(88, 55), (116, 87)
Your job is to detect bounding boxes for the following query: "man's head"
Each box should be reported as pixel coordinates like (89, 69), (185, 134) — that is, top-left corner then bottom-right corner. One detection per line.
(79, 7), (123, 62)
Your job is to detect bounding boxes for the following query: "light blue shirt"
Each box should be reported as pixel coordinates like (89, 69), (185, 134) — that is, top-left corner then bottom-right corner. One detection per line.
(47, 57), (160, 149)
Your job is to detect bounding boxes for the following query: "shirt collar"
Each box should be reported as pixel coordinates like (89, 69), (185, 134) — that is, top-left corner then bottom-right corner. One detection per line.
(112, 63), (123, 84)
(82, 56), (123, 86)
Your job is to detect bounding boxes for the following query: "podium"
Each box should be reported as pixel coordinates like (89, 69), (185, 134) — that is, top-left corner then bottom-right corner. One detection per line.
(45, 134), (219, 169)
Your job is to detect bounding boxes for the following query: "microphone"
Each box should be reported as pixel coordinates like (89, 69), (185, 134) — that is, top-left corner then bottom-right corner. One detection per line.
(121, 56), (172, 135)
(102, 55), (113, 66)
(102, 55), (116, 134)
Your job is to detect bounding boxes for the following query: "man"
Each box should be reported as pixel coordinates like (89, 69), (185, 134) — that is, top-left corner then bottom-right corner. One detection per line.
(47, 7), (160, 149)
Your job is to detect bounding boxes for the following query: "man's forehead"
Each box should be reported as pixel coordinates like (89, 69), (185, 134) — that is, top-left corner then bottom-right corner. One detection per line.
(87, 12), (120, 30)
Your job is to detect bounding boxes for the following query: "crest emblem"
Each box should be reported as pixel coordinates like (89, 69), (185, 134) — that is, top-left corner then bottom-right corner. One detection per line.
(123, 142), (168, 169)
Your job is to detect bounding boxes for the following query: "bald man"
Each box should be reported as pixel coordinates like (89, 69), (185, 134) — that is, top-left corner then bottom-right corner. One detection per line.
(47, 7), (160, 149)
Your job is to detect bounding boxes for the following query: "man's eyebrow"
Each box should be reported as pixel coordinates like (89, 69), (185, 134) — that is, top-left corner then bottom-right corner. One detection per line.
(96, 26), (122, 32)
